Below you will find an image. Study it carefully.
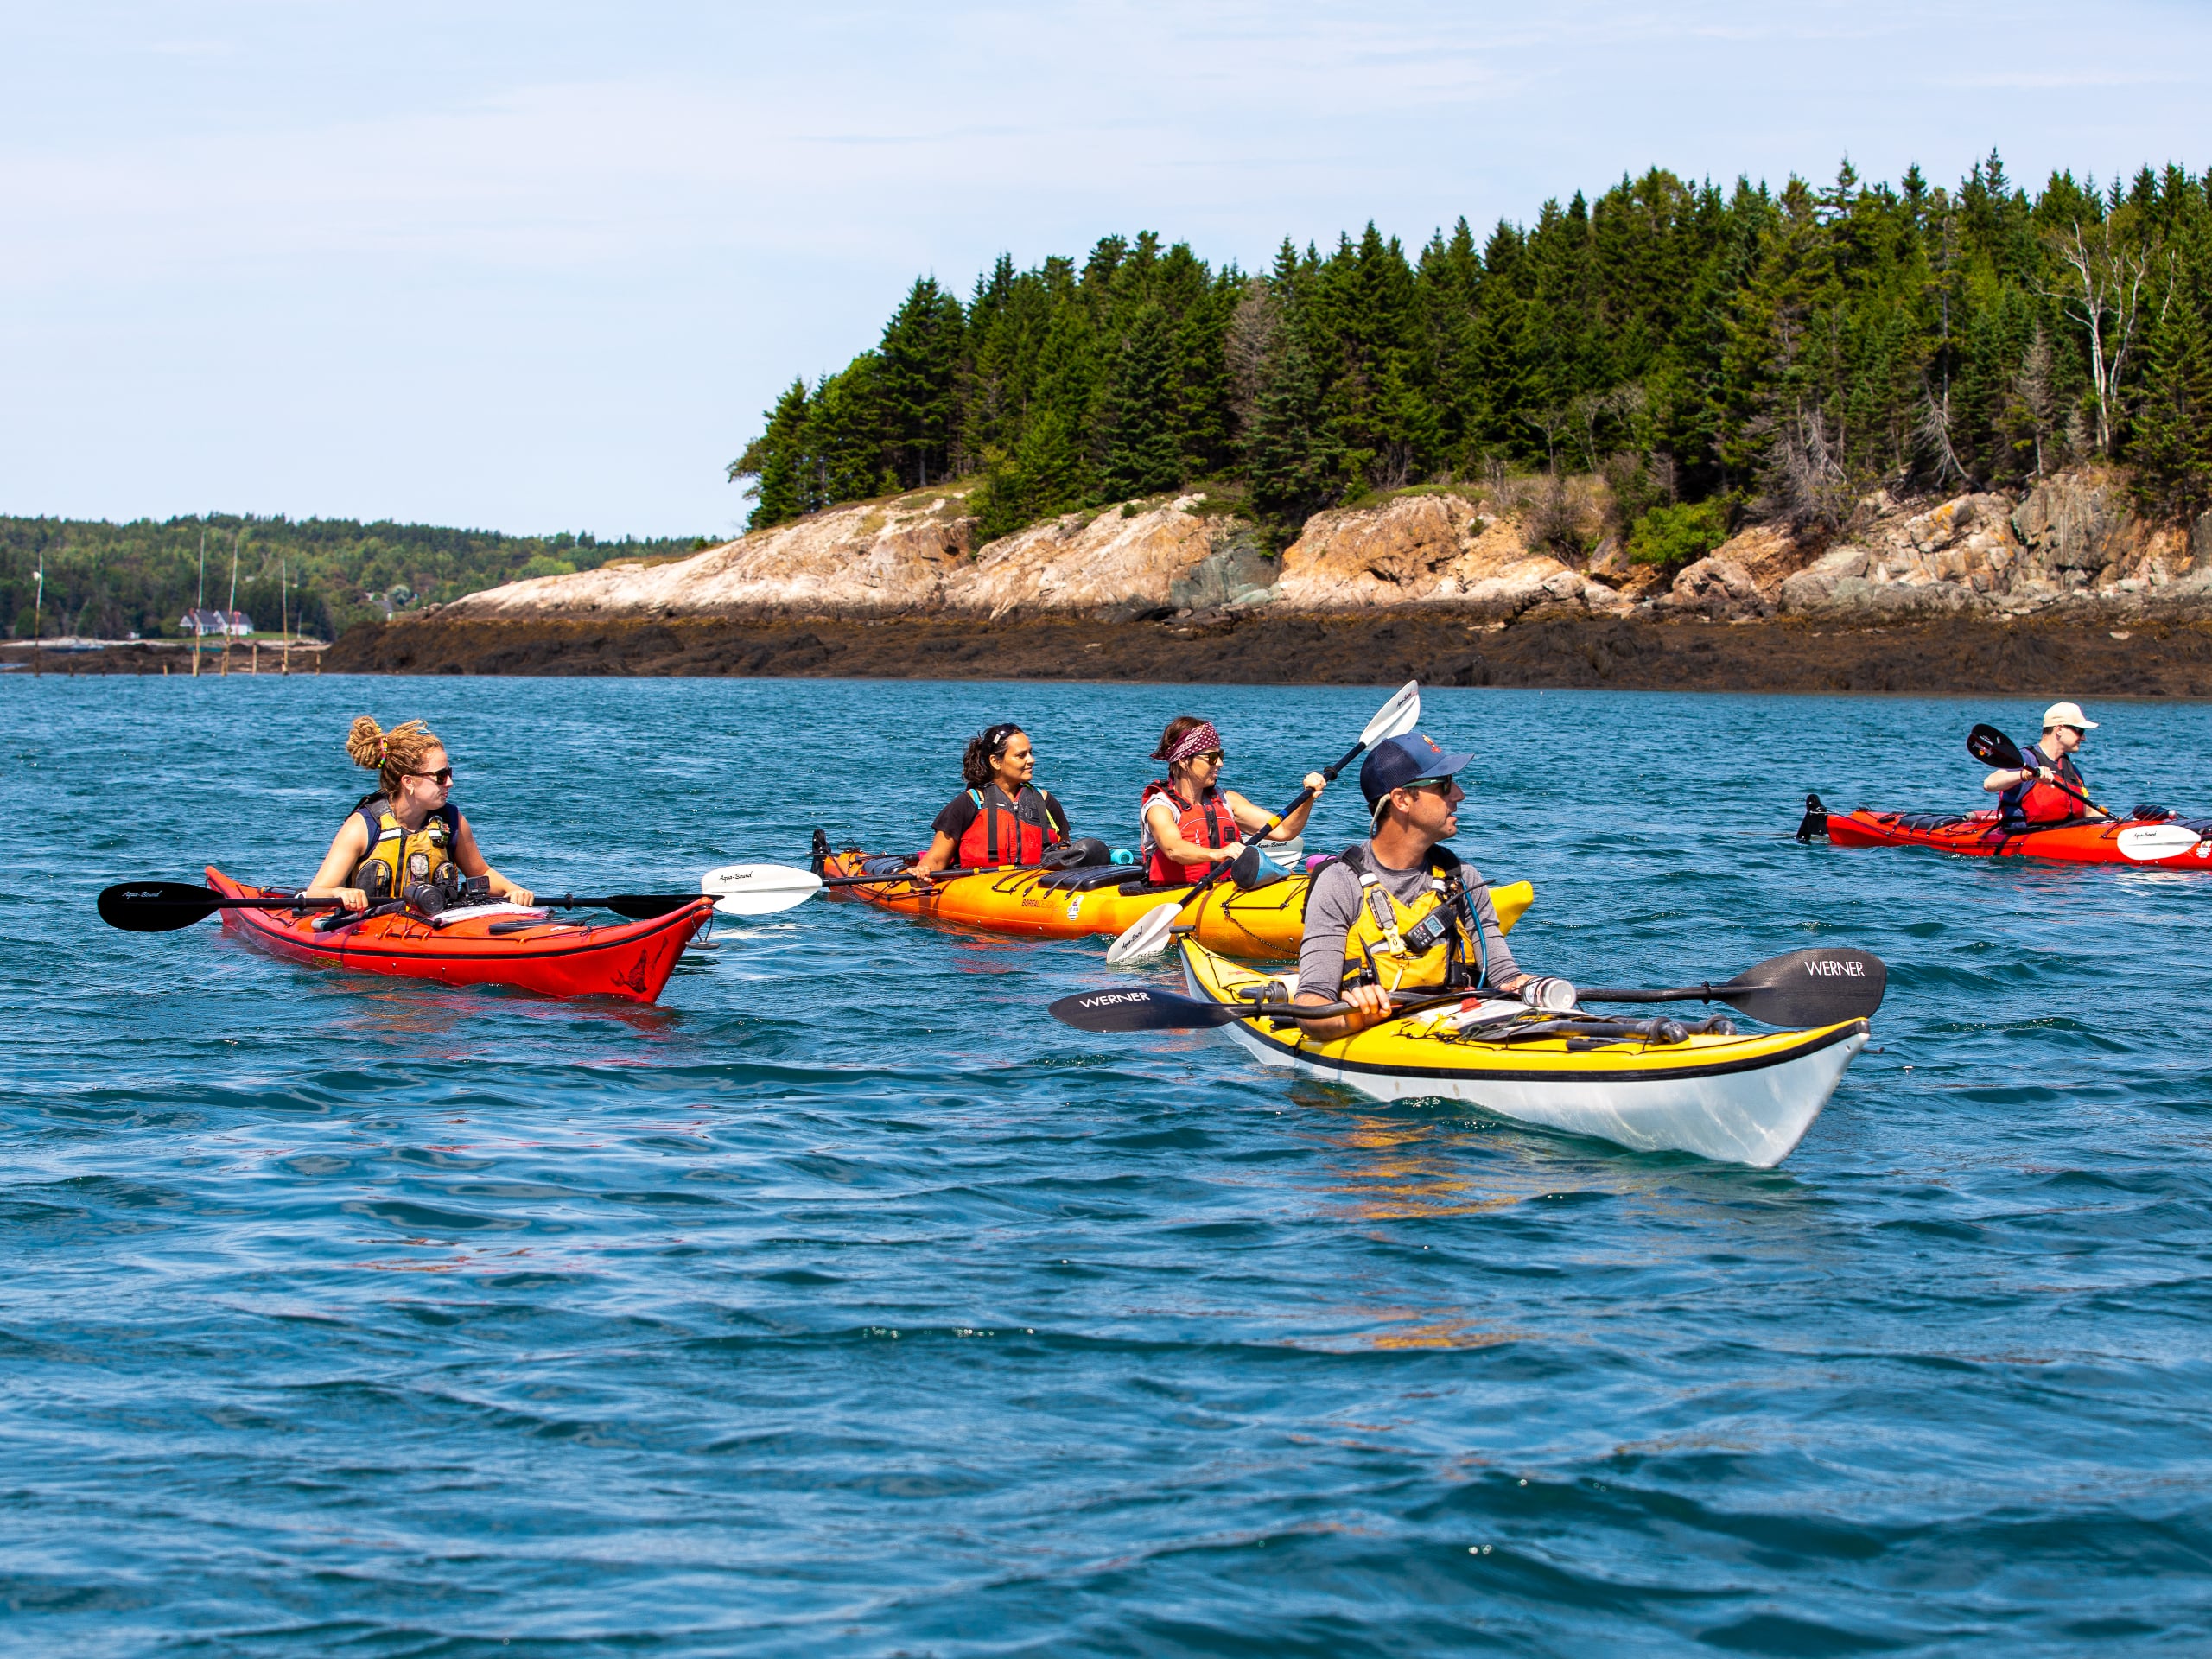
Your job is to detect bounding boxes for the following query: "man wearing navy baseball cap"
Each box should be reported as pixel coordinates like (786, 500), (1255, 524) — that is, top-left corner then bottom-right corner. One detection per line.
(1293, 731), (1551, 1039)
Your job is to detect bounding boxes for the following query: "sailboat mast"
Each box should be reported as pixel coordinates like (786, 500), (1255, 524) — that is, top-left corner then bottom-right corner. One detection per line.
(222, 528), (239, 677)
(194, 524), (207, 677)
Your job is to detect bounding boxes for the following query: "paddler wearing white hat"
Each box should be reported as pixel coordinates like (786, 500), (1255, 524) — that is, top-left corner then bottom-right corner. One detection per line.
(1982, 702), (2101, 828)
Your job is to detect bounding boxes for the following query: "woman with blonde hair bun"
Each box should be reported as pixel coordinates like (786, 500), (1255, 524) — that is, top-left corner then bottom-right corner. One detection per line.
(302, 715), (534, 913)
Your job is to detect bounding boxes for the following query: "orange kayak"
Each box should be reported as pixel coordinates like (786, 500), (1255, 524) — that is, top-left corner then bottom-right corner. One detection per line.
(1821, 808), (2212, 868)
(816, 847), (1533, 958)
(207, 868), (714, 1002)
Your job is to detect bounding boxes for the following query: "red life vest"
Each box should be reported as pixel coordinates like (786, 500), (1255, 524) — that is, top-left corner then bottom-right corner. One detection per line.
(954, 784), (1062, 868)
(1141, 780), (1239, 885)
(2004, 743), (2086, 826)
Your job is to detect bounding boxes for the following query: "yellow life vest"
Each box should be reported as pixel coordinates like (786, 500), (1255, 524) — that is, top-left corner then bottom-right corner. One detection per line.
(1338, 845), (1480, 995)
(349, 795), (461, 901)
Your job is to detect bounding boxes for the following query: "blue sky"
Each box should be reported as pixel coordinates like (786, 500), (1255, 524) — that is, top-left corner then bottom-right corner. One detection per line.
(5, 1), (2209, 539)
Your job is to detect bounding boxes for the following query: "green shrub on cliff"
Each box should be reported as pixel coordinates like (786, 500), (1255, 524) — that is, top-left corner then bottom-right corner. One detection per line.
(1628, 501), (1730, 574)
(732, 154), (2212, 543)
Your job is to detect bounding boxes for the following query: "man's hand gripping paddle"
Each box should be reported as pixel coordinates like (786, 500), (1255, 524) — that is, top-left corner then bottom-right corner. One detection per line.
(1104, 680), (1423, 966)
(1051, 946), (1887, 1033)
(1966, 724), (2112, 819)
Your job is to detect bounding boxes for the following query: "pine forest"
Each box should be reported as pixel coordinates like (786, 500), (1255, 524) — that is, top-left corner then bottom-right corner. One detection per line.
(730, 153), (2212, 556)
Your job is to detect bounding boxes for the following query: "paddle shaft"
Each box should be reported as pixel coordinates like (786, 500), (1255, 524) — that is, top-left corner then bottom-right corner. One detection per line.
(189, 893), (695, 913)
(1994, 759), (2108, 819)
(1158, 732), (1372, 914)
(98, 882), (704, 932)
(1579, 983), (1728, 1006)
(824, 862), (1006, 889)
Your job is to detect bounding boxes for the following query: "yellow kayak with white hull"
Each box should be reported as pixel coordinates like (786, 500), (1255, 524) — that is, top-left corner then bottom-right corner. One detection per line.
(1175, 940), (1868, 1167)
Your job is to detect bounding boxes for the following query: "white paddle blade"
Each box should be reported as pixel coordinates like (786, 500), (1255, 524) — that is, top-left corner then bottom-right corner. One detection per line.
(1359, 680), (1422, 748)
(1104, 900), (1183, 965)
(702, 862), (823, 916)
(712, 885), (819, 917)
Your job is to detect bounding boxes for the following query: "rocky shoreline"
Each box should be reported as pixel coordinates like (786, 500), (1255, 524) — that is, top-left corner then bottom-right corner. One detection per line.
(322, 610), (2212, 698)
(314, 464), (2212, 695)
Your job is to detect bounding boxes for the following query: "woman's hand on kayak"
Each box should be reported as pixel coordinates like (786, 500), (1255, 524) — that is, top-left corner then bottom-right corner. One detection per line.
(1303, 772), (1326, 796)
(330, 887), (369, 912)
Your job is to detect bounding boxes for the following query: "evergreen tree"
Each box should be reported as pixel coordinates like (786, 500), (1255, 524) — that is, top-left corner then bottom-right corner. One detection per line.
(2129, 283), (2212, 519)
(731, 380), (814, 527)
(808, 356), (897, 504)
(879, 277), (965, 487)
(1102, 303), (1184, 499)
(1247, 327), (1334, 536)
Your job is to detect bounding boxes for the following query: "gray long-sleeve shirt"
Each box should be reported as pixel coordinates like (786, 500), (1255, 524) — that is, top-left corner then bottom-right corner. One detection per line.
(1298, 840), (1520, 996)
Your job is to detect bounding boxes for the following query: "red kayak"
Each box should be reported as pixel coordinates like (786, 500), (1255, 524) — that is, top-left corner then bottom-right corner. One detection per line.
(207, 868), (714, 1002)
(1818, 807), (2212, 869)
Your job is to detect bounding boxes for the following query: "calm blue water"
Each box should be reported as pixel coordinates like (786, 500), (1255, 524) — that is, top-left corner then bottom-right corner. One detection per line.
(4, 671), (2211, 1656)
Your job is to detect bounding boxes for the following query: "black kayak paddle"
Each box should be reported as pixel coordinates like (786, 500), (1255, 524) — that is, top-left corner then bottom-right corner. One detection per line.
(1050, 946), (1887, 1034)
(98, 881), (705, 933)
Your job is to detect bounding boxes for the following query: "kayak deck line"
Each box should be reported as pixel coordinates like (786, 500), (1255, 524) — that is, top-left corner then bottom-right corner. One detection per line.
(207, 868), (714, 1004)
(1173, 939), (1869, 1167)
(1822, 806), (2212, 869)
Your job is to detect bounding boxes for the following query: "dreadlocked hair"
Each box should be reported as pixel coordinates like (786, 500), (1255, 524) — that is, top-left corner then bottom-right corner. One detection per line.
(962, 723), (1025, 790)
(346, 715), (442, 800)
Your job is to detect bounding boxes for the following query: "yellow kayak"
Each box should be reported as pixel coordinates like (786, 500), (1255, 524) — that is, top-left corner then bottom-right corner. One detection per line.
(822, 844), (1532, 960)
(1177, 938), (1867, 1166)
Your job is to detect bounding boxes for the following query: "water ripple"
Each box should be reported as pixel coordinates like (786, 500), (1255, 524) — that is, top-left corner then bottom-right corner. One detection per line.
(3, 676), (2211, 1653)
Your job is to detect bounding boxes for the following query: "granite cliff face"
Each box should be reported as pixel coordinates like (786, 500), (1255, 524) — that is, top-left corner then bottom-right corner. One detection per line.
(1666, 474), (2210, 624)
(1273, 492), (1630, 620)
(425, 470), (2212, 631)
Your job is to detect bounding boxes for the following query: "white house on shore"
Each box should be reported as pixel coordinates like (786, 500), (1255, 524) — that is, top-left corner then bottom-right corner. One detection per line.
(180, 608), (253, 638)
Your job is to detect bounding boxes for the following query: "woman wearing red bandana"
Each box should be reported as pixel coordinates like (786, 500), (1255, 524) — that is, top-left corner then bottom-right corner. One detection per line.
(1139, 716), (1324, 886)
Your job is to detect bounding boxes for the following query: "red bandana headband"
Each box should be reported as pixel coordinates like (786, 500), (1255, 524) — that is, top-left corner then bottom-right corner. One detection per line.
(1166, 721), (1222, 766)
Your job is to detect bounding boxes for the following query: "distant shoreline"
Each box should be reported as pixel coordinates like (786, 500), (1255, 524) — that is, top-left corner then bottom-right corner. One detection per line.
(0, 639), (329, 676)
(296, 612), (2212, 700)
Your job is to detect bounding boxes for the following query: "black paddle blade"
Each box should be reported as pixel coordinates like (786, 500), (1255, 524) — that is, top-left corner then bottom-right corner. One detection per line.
(1796, 792), (1830, 842)
(98, 881), (224, 932)
(1229, 844), (1285, 889)
(1967, 723), (2023, 770)
(1049, 986), (1248, 1032)
(1715, 948), (1886, 1027)
(598, 894), (704, 920)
